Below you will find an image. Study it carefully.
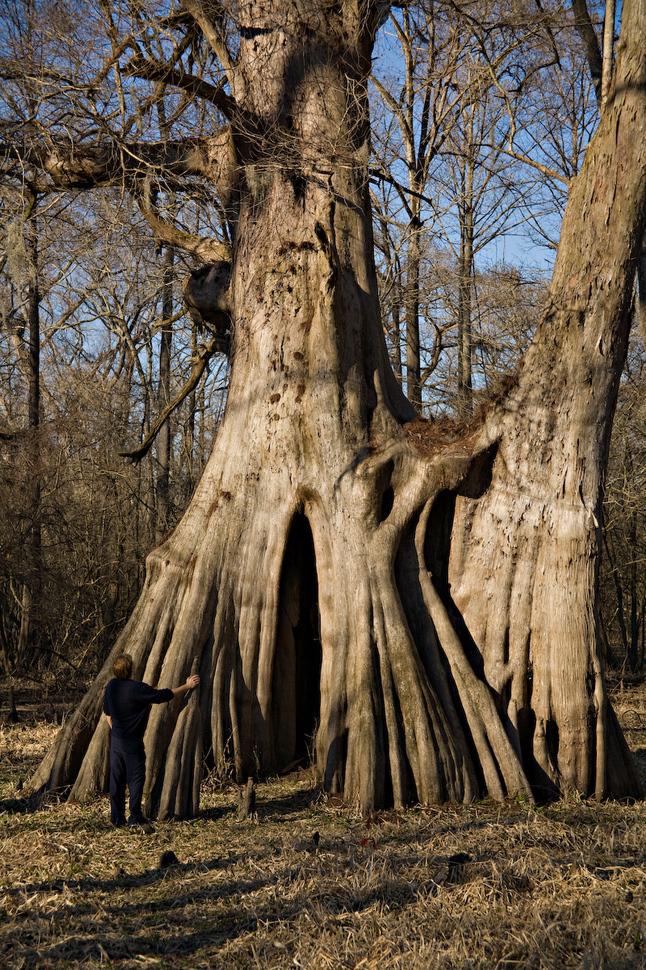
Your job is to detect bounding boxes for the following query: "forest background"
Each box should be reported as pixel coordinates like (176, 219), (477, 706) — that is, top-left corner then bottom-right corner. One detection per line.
(1, 0), (645, 702)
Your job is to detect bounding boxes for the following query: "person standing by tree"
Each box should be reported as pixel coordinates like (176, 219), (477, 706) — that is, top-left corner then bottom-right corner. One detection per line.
(103, 654), (200, 829)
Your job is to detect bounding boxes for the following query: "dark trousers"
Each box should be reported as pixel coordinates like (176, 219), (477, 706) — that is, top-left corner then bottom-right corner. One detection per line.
(109, 737), (146, 824)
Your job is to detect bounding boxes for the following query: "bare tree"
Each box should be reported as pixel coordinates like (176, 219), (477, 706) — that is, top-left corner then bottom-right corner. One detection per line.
(8, 0), (644, 816)
(371, 2), (467, 410)
(434, 69), (535, 417)
(371, 0), (548, 417)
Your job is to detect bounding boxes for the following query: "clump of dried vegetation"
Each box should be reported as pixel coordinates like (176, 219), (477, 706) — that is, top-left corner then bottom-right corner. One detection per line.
(1, 683), (646, 969)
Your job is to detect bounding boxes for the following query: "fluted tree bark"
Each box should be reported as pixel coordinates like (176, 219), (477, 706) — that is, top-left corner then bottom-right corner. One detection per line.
(27, 0), (646, 816)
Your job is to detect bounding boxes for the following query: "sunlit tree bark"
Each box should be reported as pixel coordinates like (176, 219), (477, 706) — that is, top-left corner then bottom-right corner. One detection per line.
(27, 0), (646, 815)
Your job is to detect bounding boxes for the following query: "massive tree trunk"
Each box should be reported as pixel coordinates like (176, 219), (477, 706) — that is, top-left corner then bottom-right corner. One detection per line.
(449, 7), (646, 798)
(30, 0), (646, 815)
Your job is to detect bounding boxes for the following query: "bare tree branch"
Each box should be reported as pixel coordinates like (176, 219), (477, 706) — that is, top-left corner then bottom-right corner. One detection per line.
(120, 333), (229, 463)
(123, 53), (236, 118)
(0, 136), (232, 190)
(570, 0), (603, 103)
(136, 176), (231, 262)
(178, 0), (237, 91)
(498, 145), (571, 186)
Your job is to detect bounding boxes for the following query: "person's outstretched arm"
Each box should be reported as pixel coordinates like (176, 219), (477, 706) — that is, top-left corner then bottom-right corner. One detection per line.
(171, 674), (200, 698)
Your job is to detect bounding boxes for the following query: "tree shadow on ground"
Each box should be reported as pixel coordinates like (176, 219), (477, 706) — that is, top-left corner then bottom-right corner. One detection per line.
(254, 785), (320, 818)
(5, 854), (442, 968)
(1, 855), (230, 898)
(0, 793), (47, 814)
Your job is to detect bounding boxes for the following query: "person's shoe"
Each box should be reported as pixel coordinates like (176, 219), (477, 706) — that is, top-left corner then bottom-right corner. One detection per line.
(111, 818), (126, 828)
(127, 816), (155, 833)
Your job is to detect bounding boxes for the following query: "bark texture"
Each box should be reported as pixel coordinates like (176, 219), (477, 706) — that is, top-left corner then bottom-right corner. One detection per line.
(450, 0), (646, 799)
(30, 0), (646, 815)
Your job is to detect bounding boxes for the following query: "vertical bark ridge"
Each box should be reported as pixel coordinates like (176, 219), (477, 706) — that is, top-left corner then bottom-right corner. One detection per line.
(372, 558), (469, 803)
(395, 517), (481, 801)
(157, 659), (202, 819)
(32, 556), (190, 796)
(342, 574), (387, 810)
(421, 567), (528, 801)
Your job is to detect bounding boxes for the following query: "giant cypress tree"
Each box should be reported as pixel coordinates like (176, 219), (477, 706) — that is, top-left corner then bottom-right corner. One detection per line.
(23, 0), (646, 815)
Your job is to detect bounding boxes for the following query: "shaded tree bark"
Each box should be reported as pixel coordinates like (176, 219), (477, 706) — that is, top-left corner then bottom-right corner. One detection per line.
(29, 0), (645, 816)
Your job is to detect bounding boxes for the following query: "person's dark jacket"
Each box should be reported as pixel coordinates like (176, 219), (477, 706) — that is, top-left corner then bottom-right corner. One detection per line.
(103, 679), (174, 743)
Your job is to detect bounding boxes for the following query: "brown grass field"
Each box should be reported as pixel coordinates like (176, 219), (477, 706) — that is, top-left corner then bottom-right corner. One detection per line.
(2, 682), (646, 969)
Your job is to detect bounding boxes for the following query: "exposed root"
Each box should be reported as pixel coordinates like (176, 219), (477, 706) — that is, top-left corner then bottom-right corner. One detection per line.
(415, 497), (534, 804)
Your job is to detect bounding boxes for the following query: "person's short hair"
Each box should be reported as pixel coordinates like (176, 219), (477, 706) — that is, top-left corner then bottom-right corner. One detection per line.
(113, 654), (134, 680)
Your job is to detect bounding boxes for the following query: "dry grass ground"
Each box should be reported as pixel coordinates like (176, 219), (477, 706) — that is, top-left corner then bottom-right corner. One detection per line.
(1, 683), (646, 970)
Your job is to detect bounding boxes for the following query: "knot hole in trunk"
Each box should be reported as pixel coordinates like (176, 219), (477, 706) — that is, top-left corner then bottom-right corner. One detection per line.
(376, 458), (395, 523)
